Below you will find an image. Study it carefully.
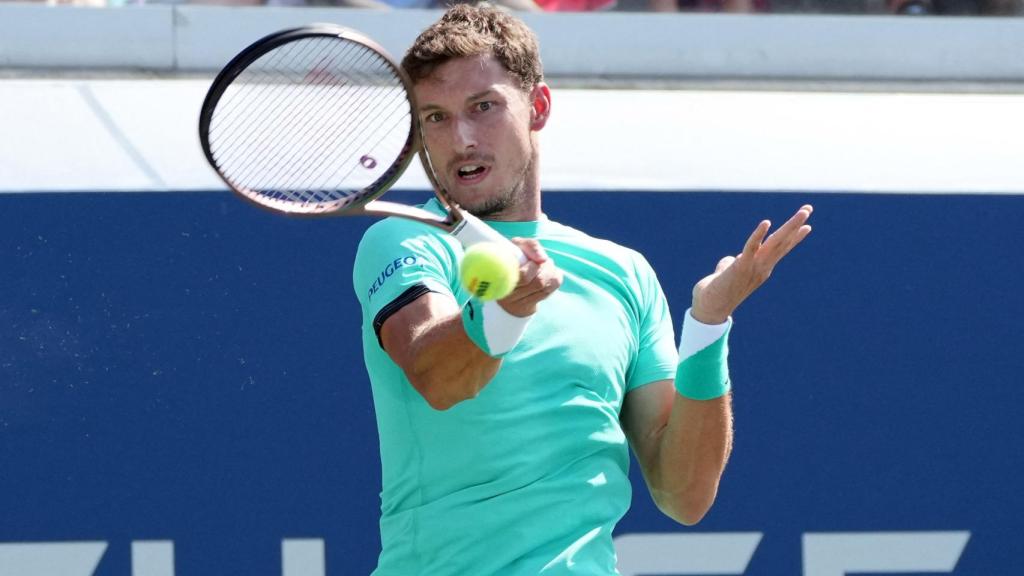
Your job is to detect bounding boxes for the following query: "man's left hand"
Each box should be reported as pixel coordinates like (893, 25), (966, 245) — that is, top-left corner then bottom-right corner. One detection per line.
(690, 204), (814, 324)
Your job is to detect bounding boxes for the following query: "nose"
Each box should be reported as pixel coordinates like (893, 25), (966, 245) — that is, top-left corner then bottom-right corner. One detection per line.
(452, 116), (476, 152)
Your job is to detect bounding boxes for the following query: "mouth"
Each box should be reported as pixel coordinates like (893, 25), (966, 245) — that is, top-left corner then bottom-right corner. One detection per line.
(454, 164), (490, 185)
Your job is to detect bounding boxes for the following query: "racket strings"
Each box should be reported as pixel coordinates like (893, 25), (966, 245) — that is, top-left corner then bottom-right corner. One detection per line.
(207, 35), (413, 211)
(214, 39), (368, 188)
(208, 42), (298, 142)
(297, 85), (409, 195)
(210, 39), (332, 165)
(269, 46), (406, 199)
(280, 84), (409, 206)
(328, 93), (409, 185)
(235, 41), (377, 198)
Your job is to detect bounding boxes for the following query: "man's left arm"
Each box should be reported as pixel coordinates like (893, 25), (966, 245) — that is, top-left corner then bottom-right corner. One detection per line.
(622, 204), (813, 525)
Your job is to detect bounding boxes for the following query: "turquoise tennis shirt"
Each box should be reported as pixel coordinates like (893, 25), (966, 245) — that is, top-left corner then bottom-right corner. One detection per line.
(353, 199), (678, 575)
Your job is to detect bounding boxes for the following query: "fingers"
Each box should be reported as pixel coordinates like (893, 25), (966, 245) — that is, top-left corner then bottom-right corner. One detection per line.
(509, 237), (554, 293)
(764, 205), (812, 247)
(751, 204), (813, 264)
(767, 205), (814, 258)
(693, 204), (814, 323)
(511, 237), (560, 297)
(511, 237), (549, 265)
(743, 220), (771, 259)
(718, 204), (813, 288)
(513, 258), (562, 298)
(500, 239), (563, 316)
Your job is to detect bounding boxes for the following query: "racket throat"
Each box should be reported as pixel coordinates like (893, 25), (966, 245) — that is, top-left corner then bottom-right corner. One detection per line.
(451, 211), (523, 264)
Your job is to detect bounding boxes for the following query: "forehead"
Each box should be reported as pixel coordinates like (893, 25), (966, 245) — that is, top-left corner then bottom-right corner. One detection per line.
(412, 54), (519, 103)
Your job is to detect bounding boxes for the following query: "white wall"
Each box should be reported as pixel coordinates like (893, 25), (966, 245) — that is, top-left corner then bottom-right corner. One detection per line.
(3, 79), (1023, 193)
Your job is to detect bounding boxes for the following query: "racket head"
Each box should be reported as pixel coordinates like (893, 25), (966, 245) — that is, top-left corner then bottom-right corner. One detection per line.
(199, 25), (434, 217)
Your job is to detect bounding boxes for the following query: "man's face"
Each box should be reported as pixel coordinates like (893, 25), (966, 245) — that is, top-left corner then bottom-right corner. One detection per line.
(413, 54), (539, 219)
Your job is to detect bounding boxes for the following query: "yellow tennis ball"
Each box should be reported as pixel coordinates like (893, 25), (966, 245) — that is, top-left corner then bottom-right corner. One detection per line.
(460, 242), (520, 301)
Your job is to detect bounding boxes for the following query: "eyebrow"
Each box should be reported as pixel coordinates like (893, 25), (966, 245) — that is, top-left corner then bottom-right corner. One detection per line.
(418, 89), (497, 114)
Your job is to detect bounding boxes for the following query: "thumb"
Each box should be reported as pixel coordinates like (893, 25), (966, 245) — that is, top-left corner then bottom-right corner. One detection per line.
(512, 238), (548, 264)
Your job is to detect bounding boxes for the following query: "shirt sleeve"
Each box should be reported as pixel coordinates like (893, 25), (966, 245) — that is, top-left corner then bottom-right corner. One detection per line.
(353, 218), (462, 346)
(625, 253), (679, 393)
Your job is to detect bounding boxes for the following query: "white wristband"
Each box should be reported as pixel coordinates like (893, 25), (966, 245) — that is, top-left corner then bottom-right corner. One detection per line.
(461, 299), (532, 357)
(676, 308), (733, 400)
(678, 308), (732, 361)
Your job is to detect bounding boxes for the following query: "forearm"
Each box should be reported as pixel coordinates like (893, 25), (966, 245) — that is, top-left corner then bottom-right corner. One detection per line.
(382, 239), (560, 411)
(632, 204), (812, 524)
(650, 393), (733, 525)
(650, 308), (734, 524)
(404, 312), (503, 411)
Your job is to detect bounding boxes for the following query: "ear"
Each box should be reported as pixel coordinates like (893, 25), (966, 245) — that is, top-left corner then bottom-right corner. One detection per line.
(528, 83), (552, 131)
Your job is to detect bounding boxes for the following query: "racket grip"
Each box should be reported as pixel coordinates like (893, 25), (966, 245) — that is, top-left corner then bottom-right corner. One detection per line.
(452, 211), (528, 265)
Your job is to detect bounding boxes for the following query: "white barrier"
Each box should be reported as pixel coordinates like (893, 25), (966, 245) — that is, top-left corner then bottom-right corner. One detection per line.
(2, 5), (1024, 81)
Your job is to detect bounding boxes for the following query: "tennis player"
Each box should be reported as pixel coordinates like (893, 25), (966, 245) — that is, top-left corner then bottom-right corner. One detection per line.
(353, 5), (813, 575)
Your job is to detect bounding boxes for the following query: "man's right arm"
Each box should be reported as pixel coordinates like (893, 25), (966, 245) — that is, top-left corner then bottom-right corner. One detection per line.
(379, 238), (562, 411)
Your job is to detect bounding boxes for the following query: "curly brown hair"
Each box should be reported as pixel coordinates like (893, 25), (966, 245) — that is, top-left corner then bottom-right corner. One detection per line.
(401, 4), (544, 93)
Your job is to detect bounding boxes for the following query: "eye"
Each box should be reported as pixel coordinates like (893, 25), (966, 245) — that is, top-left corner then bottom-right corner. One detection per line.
(424, 111), (445, 124)
(475, 101), (493, 113)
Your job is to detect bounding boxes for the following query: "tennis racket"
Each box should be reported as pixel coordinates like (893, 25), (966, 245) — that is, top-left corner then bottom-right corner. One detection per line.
(198, 24), (523, 254)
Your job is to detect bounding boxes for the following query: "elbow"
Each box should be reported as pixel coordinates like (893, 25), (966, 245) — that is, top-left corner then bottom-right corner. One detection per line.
(656, 499), (711, 527)
(419, 388), (454, 411)
(408, 372), (474, 411)
(654, 484), (719, 527)
(423, 393), (462, 412)
(674, 504), (711, 527)
(406, 355), (497, 411)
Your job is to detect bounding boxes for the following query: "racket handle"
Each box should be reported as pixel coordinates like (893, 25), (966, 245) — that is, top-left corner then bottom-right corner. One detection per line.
(452, 211), (528, 265)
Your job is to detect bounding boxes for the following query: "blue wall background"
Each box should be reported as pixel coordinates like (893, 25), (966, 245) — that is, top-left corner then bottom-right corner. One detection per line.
(1, 190), (1021, 574)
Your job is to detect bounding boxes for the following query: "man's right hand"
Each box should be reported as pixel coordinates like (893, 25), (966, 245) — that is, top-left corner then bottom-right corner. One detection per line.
(498, 238), (563, 317)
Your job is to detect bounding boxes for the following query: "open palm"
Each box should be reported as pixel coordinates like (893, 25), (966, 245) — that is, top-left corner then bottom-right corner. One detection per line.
(691, 205), (814, 324)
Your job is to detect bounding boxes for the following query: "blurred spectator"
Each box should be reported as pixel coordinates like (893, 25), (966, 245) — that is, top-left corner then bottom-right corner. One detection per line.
(43, 0), (108, 5)
(649, 0), (769, 12)
(987, 0), (1023, 12)
(264, 0), (391, 7)
(534, 0), (611, 10)
(191, 0), (536, 7)
(888, 0), (1022, 13)
(187, 0), (266, 5)
(445, 0), (543, 10)
(889, 0), (932, 12)
(348, 0), (540, 9)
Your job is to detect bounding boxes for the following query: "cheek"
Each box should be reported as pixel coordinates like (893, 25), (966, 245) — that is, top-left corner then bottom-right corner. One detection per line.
(422, 131), (450, 161)
(495, 115), (532, 155)
(509, 125), (534, 163)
